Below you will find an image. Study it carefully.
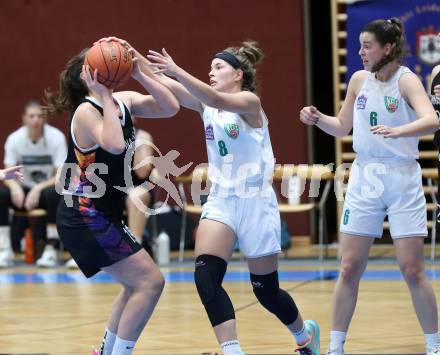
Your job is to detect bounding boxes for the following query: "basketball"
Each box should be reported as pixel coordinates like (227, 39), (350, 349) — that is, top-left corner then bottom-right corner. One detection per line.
(84, 40), (133, 89)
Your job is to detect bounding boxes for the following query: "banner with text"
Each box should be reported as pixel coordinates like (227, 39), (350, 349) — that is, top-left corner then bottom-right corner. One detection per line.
(346, 0), (440, 89)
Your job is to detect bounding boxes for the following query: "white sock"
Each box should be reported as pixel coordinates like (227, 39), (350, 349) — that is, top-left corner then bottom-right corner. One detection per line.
(47, 225), (59, 239)
(425, 332), (440, 348)
(99, 328), (116, 355)
(291, 323), (309, 346)
(329, 330), (346, 349)
(220, 340), (243, 355)
(0, 226), (11, 251)
(111, 336), (136, 355)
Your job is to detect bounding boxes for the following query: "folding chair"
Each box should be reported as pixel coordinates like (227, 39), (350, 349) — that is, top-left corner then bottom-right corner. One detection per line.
(175, 166), (209, 262)
(272, 164), (333, 261)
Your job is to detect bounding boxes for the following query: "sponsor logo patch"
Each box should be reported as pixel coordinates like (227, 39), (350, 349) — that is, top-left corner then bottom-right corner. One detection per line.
(205, 124), (214, 140)
(356, 94), (367, 110)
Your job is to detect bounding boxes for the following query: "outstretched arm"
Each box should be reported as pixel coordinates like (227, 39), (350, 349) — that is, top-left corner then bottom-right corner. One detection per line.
(116, 51), (179, 119)
(147, 49), (261, 117)
(134, 51), (203, 113)
(95, 37), (179, 119)
(98, 38), (203, 114)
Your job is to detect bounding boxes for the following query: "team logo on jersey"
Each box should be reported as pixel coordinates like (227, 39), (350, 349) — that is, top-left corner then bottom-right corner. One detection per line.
(224, 124), (239, 139)
(205, 124), (214, 140)
(356, 95), (367, 110)
(384, 96), (399, 113)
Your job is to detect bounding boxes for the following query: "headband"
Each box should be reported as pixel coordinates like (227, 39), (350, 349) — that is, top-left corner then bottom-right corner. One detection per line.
(214, 51), (242, 69)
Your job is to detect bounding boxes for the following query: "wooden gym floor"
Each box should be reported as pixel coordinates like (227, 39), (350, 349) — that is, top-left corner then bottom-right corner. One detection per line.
(1, 246), (440, 355)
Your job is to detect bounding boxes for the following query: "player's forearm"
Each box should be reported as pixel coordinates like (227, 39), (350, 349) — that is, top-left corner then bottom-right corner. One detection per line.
(137, 53), (197, 110)
(135, 72), (179, 117)
(396, 115), (439, 137)
(173, 67), (218, 107)
(316, 114), (352, 137)
(136, 52), (159, 80)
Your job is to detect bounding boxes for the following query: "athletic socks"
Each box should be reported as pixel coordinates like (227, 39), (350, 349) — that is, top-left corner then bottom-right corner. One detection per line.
(99, 328), (116, 355)
(47, 225), (59, 240)
(291, 323), (309, 345)
(329, 330), (346, 350)
(0, 226), (11, 251)
(425, 332), (440, 349)
(111, 336), (135, 355)
(220, 340), (243, 355)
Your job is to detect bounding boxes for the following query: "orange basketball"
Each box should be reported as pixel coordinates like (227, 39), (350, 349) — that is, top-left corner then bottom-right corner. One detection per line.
(84, 40), (133, 89)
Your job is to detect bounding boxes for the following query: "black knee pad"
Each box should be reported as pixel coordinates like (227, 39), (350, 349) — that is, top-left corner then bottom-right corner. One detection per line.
(250, 271), (298, 325)
(194, 254), (235, 326)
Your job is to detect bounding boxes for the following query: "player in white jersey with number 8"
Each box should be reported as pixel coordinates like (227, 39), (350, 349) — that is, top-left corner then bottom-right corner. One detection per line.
(300, 18), (440, 355)
(144, 41), (320, 355)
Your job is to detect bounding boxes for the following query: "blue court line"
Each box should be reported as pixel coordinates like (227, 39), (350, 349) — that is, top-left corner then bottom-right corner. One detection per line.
(1, 269), (440, 284)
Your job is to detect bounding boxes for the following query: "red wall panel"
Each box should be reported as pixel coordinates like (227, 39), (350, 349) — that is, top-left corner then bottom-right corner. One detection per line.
(0, 0), (309, 235)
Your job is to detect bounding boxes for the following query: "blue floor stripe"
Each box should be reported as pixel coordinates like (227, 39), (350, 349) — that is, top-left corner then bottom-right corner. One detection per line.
(1, 268), (440, 284)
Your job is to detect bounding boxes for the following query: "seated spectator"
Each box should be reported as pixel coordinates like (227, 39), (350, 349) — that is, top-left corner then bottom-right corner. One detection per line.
(0, 166), (24, 266)
(0, 100), (67, 267)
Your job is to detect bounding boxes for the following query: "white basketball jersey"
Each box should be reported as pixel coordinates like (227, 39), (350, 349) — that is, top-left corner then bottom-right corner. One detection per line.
(202, 106), (275, 195)
(4, 125), (67, 188)
(353, 66), (419, 160)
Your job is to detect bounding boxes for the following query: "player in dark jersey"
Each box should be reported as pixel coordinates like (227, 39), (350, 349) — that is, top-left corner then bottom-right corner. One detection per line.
(44, 41), (179, 355)
(431, 32), (440, 242)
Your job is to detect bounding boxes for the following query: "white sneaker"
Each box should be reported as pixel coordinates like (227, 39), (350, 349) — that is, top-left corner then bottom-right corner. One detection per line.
(326, 347), (344, 355)
(0, 249), (14, 268)
(64, 257), (79, 269)
(427, 343), (440, 355)
(36, 245), (58, 267)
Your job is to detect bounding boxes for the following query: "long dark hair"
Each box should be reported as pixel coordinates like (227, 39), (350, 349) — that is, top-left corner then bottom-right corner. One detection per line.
(43, 48), (89, 117)
(362, 18), (406, 73)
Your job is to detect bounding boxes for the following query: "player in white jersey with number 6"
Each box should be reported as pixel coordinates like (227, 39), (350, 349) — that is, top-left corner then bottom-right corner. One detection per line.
(300, 18), (440, 355)
(144, 41), (320, 355)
